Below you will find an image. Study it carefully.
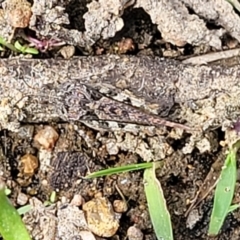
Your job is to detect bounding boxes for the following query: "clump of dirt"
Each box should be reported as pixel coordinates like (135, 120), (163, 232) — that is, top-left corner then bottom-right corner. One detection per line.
(1, 0), (240, 56)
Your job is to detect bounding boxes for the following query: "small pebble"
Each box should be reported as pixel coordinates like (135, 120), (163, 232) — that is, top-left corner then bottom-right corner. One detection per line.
(17, 192), (29, 205)
(61, 196), (69, 204)
(113, 199), (128, 213)
(127, 226), (144, 240)
(41, 179), (48, 186)
(79, 231), (96, 240)
(34, 126), (59, 150)
(60, 45), (75, 59)
(83, 197), (119, 237)
(186, 209), (202, 229)
(19, 154), (39, 177)
(71, 194), (85, 207)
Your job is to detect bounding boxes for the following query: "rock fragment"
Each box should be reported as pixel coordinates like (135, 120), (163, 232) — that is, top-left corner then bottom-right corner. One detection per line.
(3, 0), (32, 28)
(34, 126), (59, 150)
(134, 0), (222, 49)
(127, 226), (144, 240)
(19, 153), (39, 177)
(83, 196), (120, 237)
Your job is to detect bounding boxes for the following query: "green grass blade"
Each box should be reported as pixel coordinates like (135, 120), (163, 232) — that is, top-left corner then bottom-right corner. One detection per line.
(0, 37), (18, 52)
(144, 163), (173, 240)
(208, 149), (237, 236)
(24, 47), (39, 55)
(0, 185), (31, 240)
(50, 191), (57, 203)
(85, 162), (153, 178)
(14, 41), (39, 55)
(17, 205), (32, 216)
(4, 188), (11, 196)
(228, 204), (240, 213)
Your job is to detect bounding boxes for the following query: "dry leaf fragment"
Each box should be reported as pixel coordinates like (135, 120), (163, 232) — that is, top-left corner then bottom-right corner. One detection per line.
(20, 154), (39, 177)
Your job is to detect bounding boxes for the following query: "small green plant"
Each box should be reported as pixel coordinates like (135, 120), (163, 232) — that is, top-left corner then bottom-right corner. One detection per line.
(208, 140), (240, 236)
(17, 205), (32, 216)
(0, 183), (31, 240)
(86, 161), (173, 240)
(0, 37), (18, 52)
(0, 37), (38, 55)
(21, 33), (65, 52)
(14, 41), (39, 55)
(44, 191), (57, 206)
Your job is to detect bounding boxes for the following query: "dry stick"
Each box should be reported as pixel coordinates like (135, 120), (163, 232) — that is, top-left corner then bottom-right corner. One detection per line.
(185, 153), (224, 217)
(182, 48), (240, 65)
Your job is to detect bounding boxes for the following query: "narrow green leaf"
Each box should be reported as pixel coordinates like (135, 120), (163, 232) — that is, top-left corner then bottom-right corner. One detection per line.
(4, 188), (11, 196)
(0, 184), (31, 240)
(24, 47), (39, 55)
(0, 37), (18, 52)
(228, 204), (240, 213)
(208, 149), (237, 236)
(85, 162), (153, 179)
(50, 191), (57, 203)
(44, 201), (51, 207)
(17, 205), (32, 215)
(144, 163), (173, 240)
(14, 41), (39, 55)
(14, 40), (24, 52)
